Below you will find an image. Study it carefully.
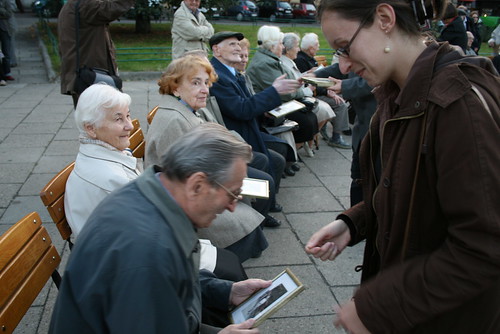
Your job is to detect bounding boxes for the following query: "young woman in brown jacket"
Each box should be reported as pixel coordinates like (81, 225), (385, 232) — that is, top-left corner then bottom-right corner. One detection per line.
(306, 1), (500, 333)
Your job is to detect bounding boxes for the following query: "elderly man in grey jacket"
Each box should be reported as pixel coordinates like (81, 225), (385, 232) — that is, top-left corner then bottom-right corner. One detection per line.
(49, 123), (271, 334)
(171, 0), (214, 60)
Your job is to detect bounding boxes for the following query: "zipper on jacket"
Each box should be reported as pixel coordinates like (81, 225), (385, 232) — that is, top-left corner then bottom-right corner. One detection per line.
(370, 111), (425, 257)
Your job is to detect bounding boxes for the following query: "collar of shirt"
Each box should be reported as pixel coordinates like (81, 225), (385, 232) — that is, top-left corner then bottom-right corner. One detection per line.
(222, 62), (237, 77)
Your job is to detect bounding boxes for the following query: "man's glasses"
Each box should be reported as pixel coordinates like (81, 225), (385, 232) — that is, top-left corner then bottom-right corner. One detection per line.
(335, 15), (371, 58)
(214, 180), (242, 203)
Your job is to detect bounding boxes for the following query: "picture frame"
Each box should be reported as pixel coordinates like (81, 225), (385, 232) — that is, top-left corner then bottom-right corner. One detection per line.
(301, 76), (333, 88)
(230, 268), (304, 327)
(268, 100), (305, 118)
(241, 178), (269, 199)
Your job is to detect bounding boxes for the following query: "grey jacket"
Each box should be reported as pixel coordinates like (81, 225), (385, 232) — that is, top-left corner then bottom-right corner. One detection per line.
(49, 166), (232, 333)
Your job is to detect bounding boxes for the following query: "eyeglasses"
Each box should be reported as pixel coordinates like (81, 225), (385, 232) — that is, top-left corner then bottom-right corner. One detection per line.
(214, 180), (242, 203)
(334, 15), (371, 58)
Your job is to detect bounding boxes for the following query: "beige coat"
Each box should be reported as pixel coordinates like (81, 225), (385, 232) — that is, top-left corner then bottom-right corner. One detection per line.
(171, 1), (213, 60)
(145, 95), (263, 248)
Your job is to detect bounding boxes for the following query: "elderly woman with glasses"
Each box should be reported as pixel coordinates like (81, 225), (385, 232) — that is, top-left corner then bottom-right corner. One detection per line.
(246, 25), (319, 157)
(146, 55), (269, 263)
(65, 84), (247, 294)
(305, 0), (500, 333)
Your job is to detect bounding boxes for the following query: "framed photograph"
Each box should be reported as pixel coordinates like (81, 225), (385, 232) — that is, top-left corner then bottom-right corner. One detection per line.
(230, 268), (304, 327)
(241, 178), (269, 199)
(301, 76), (333, 88)
(268, 100), (305, 118)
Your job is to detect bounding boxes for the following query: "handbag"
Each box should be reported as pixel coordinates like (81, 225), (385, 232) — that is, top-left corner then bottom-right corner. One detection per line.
(296, 97), (318, 113)
(73, 0), (122, 95)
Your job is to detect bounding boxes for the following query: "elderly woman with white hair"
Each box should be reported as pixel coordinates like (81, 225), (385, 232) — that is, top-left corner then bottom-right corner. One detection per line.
(246, 25), (319, 157)
(64, 83), (141, 238)
(281, 32), (336, 146)
(65, 83), (247, 290)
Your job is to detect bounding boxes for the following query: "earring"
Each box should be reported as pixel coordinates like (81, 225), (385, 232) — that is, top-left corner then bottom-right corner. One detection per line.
(384, 47), (391, 53)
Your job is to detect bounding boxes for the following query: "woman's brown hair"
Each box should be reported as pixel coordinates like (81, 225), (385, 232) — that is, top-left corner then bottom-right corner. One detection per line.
(158, 55), (218, 95)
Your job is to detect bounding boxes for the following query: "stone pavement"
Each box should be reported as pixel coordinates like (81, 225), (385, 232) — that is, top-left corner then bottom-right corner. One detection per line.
(0, 12), (363, 334)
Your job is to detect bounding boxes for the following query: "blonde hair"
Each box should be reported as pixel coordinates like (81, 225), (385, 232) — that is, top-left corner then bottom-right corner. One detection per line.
(158, 55), (218, 95)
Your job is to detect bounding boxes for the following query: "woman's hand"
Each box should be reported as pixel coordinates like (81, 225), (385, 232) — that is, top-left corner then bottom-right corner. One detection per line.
(326, 89), (345, 105)
(334, 300), (372, 334)
(305, 219), (351, 261)
(230, 279), (272, 306)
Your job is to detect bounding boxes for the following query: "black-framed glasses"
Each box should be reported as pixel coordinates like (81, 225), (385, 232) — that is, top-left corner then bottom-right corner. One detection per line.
(214, 180), (242, 203)
(334, 14), (371, 58)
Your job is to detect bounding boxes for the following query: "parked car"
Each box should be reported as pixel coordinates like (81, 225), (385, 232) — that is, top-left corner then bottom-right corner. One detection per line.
(291, 2), (316, 20)
(31, 0), (62, 18)
(226, 0), (259, 21)
(256, 0), (293, 21)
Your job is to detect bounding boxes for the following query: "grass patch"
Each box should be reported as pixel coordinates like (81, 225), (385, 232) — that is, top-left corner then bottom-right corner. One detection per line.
(40, 20), (495, 74)
(41, 21), (330, 73)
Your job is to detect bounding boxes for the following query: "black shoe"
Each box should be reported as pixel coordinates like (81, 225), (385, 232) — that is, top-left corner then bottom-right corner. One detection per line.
(270, 203), (282, 213)
(284, 166), (295, 176)
(262, 216), (281, 228)
(251, 251), (262, 258)
(342, 128), (352, 136)
(291, 163), (300, 172)
(281, 173), (287, 179)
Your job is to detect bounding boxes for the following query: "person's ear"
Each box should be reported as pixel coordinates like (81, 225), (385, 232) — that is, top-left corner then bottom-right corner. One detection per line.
(185, 172), (208, 199)
(84, 123), (97, 139)
(212, 45), (220, 57)
(375, 3), (396, 34)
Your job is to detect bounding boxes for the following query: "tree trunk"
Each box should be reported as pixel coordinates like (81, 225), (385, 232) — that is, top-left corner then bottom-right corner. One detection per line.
(135, 14), (152, 33)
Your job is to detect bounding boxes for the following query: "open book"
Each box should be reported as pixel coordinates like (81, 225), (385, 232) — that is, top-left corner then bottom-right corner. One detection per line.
(301, 76), (333, 88)
(268, 100), (305, 118)
(241, 178), (269, 199)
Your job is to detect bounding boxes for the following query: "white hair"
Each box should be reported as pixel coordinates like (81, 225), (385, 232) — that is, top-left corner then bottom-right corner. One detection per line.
(283, 32), (300, 54)
(74, 83), (131, 136)
(257, 25), (284, 51)
(300, 33), (319, 50)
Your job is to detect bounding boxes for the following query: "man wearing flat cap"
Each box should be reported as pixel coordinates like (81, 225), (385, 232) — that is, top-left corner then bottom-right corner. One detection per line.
(209, 31), (301, 216)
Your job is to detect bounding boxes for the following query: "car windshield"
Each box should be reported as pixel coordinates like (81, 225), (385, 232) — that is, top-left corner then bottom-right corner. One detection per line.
(278, 1), (291, 9)
(305, 4), (315, 10)
(244, 0), (256, 7)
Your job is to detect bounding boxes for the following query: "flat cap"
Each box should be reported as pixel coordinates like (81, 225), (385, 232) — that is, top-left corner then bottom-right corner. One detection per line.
(458, 9), (467, 16)
(209, 31), (244, 48)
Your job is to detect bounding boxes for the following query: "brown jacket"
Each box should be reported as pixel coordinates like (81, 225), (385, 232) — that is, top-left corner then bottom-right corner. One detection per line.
(57, 0), (134, 95)
(342, 42), (500, 333)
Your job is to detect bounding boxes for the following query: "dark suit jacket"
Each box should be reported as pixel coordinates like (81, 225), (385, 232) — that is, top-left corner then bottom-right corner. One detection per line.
(438, 16), (468, 52)
(209, 57), (283, 156)
(315, 64), (377, 152)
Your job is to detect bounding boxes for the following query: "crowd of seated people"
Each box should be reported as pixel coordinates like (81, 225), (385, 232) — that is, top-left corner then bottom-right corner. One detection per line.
(58, 26), (357, 332)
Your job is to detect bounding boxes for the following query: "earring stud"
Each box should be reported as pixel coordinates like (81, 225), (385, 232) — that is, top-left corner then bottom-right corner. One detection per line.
(384, 47), (391, 53)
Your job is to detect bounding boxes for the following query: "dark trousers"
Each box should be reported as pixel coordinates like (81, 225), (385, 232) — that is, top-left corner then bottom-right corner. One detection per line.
(0, 29), (12, 76)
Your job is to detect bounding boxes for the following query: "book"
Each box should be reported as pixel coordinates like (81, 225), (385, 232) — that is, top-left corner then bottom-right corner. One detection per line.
(230, 268), (305, 328)
(241, 178), (269, 199)
(268, 100), (305, 118)
(301, 76), (333, 88)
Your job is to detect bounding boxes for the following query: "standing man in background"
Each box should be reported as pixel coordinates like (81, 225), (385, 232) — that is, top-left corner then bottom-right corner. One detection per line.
(171, 0), (214, 60)
(58, 0), (134, 107)
(0, 0), (14, 81)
